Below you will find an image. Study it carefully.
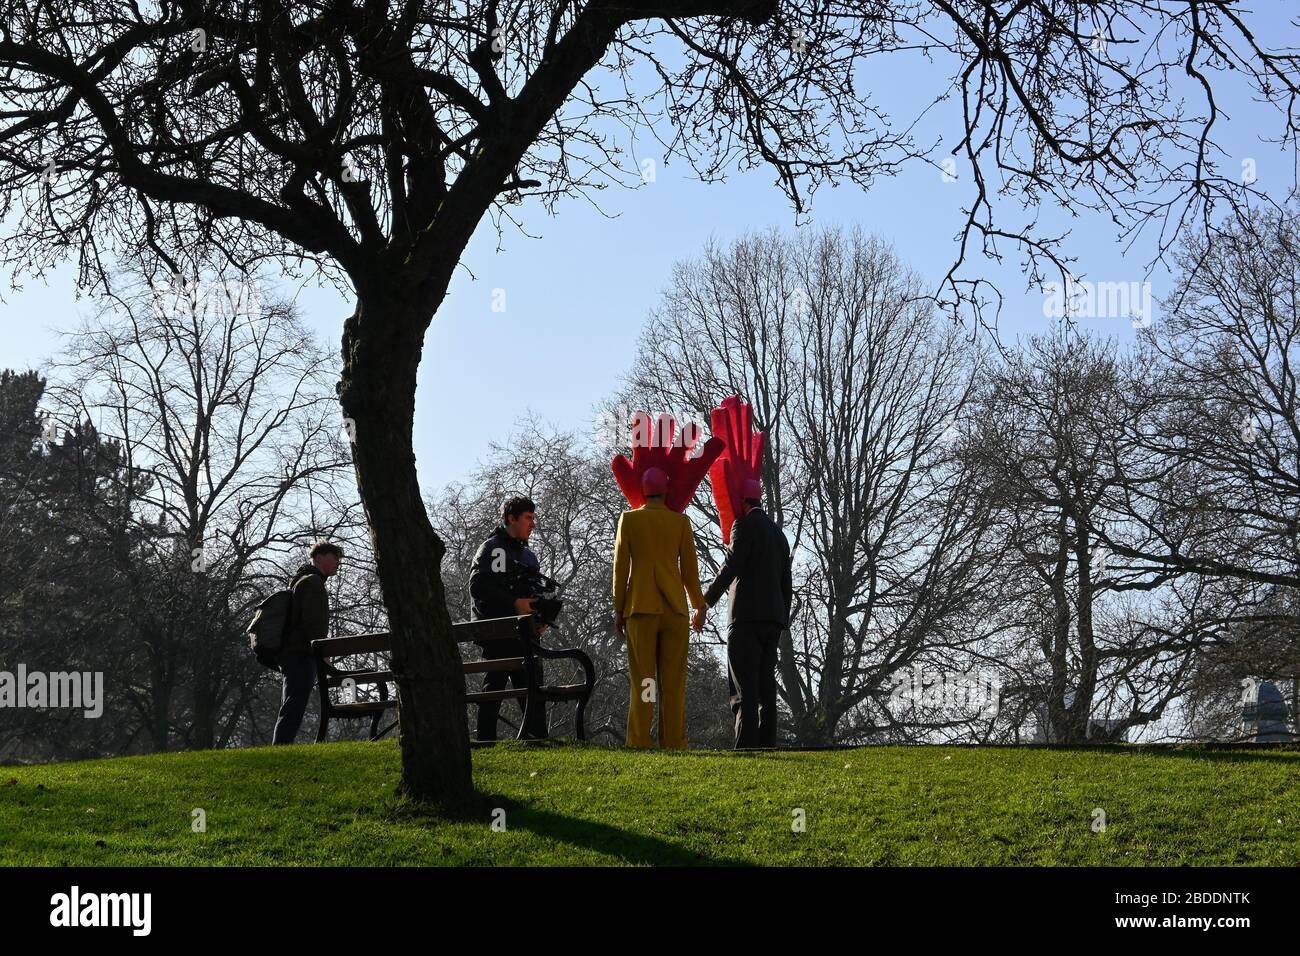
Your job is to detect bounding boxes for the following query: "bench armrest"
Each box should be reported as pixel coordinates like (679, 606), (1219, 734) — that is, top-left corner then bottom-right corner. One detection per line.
(530, 637), (596, 690)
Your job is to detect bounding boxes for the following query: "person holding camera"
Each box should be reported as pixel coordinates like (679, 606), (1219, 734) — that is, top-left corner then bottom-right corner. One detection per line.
(469, 495), (550, 741)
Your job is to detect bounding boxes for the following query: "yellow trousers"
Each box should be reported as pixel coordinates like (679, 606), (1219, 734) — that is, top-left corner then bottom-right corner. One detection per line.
(625, 612), (689, 749)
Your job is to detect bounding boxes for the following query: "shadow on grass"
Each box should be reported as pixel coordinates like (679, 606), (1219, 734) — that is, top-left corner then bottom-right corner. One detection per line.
(474, 794), (752, 866)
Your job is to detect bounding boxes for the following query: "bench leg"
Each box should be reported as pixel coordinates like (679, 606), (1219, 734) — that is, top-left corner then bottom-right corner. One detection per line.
(313, 655), (330, 742)
(370, 681), (392, 741)
(315, 699), (330, 743)
(575, 693), (589, 741)
(515, 695), (530, 740)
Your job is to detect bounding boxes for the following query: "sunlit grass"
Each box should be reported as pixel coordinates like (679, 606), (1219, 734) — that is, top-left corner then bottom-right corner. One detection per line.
(2, 741), (1297, 865)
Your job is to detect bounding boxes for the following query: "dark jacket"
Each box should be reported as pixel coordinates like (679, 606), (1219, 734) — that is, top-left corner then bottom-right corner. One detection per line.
(285, 563), (329, 654)
(704, 507), (793, 628)
(469, 525), (541, 622)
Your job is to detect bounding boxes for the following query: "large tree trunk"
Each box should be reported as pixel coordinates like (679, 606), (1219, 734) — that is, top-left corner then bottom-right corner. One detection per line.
(189, 620), (217, 750)
(148, 642), (173, 753)
(338, 287), (473, 809)
(191, 687), (215, 750)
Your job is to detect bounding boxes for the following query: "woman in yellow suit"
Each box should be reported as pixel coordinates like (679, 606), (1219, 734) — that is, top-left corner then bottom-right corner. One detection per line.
(612, 467), (708, 749)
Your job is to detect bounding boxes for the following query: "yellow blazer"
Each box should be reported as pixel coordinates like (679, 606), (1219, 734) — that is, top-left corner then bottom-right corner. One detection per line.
(612, 501), (706, 618)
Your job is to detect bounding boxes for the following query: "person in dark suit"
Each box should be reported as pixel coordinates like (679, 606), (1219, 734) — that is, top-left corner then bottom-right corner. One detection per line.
(695, 478), (793, 748)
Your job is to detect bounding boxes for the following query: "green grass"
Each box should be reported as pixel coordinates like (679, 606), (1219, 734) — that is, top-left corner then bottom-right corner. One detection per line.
(2, 741), (1299, 865)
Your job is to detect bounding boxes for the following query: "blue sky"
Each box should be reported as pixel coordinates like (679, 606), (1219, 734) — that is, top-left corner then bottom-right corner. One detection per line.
(3, 6), (1297, 496)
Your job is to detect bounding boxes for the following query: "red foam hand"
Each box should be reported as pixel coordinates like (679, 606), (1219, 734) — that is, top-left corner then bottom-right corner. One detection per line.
(709, 396), (766, 545)
(611, 412), (724, 513)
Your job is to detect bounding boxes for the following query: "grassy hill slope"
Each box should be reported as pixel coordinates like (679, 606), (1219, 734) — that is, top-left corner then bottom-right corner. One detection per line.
(3, 741), (1299, 865)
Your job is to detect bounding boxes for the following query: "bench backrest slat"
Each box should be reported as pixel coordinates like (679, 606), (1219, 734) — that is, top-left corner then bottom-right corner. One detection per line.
(453, 616), (527, 643)
(312, 616), (528, 661)
(313, 632), (393, 657)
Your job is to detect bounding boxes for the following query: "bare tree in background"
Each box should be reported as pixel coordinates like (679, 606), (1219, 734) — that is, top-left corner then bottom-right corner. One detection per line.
(1092, 207), (1300, 737)
(48, 272), (352, 750)
(965, 329), (1231, 743)
(621, 227), (1003, 744)
(1104, 208), (1300, 593)
(1177, 586), (1300, 741)
(1, 0), (1294, 800)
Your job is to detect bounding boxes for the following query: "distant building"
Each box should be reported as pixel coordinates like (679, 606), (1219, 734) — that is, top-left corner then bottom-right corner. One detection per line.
(1241, 678), (1293, 742)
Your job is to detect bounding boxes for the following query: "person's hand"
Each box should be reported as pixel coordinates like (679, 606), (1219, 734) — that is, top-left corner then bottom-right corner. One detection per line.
(514, 597), (538, 616)
(692, 606), (707, 633)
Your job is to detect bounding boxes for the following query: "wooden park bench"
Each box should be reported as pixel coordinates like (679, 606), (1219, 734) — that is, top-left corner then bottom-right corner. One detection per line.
(311, 615), (595, 743)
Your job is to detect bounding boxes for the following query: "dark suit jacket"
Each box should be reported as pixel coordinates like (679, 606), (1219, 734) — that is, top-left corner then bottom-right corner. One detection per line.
(468, 525), (540, 621)
(703, 507), (793, 627)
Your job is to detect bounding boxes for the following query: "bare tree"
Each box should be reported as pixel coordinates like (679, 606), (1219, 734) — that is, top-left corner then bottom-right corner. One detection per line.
(1077, 206), (1300, 737)
(1, 0), (1293, 800)
(1176, 586), (1300, 741)
(965, 328), (1224, 743)
(1103, 207), (1300, 593)
(48, 272), (351, 750)
(620, 227), (1003, 744)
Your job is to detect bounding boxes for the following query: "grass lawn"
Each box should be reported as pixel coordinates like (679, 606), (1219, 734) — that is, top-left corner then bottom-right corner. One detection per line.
(2, 741), (1299, 865)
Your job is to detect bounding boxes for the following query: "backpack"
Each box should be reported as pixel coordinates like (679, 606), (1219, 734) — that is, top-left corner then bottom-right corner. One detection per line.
(247, 573), (310, 669)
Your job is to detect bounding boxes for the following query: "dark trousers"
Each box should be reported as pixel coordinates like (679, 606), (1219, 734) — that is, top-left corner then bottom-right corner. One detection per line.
(273, 651), (316, 745)
(727, 621), (781, 748)
(476, 638), (547, 741)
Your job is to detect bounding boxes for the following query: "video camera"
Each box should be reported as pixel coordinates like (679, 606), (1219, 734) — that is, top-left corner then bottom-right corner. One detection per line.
(508, 566), (565, 628)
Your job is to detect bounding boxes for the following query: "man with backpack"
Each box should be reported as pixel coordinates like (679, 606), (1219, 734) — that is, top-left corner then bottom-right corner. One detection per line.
(272, 541), (343, 745)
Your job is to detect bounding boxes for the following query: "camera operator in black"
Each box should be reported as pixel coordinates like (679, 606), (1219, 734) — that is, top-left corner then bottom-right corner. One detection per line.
(469, 495), (549, 740)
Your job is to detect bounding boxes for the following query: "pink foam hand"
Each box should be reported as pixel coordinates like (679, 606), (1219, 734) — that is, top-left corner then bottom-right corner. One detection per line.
(708, 454), (739, 545)
(612, 434), (670, 509)
(611, 452), (643, 509)
(611, 411), (719, 513)
(709, 396), (766, 545)
(665, 433), (725, 513)
(723, 396), (765, 475)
